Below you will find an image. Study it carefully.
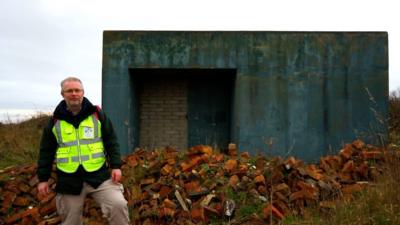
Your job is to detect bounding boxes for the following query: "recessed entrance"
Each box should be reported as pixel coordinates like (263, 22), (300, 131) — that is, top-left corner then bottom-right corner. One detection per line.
(130, 69), (236, 150)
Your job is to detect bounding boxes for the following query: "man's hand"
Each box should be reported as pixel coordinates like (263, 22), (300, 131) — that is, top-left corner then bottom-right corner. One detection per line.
(111, 169), (122, 183)
(38, 181), (50, 196)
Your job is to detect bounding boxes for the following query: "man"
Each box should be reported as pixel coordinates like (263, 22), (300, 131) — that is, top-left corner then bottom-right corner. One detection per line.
(37, 77), (129, 225)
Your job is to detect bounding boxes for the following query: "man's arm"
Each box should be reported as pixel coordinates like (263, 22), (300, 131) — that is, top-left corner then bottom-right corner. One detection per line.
(37, 118), (57, 184)
(98, 110), (122, 169)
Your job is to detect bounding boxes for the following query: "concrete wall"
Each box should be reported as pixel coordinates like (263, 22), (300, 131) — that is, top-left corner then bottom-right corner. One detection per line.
(102, 31), (388, 161)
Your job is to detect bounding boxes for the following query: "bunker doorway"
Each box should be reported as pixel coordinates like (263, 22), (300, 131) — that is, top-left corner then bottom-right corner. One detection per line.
(131, 68), (235, 151)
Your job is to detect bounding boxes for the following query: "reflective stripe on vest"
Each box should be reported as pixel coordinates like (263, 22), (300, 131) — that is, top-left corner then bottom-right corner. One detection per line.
(52, 114), (106, 173)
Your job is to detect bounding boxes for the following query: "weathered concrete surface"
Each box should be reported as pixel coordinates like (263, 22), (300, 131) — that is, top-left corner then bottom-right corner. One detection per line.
(102, 31), (388, 161)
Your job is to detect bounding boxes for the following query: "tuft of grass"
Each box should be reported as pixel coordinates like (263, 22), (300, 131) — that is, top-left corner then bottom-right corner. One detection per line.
(222, 186), (265, 220)
(0, 113), (50, 169)
(389, 89), (400, 145)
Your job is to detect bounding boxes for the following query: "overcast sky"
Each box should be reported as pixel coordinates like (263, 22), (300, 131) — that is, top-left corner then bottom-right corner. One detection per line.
(0, 0), (399, 114)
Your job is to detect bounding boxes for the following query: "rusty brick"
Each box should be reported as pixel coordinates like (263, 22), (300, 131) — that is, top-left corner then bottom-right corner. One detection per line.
(255, 157), (267, 170)
(306, 164), (323, 180)
(20, 216), (33, 225)
(126, 155), (138, 167)
(89, 207), (101, 218)
(274, 183), (290, 195)
(140, 178), (155, 187)
(5, 211), (24, 224)
(39, 197), (56, 216)
(297, 181), (318, 196)
(181, 155), (203, 171)
(163, 198), (177, 209)
(342, 160), (355, 173)
(2, 191), (17, 210)
(290, 188), (317, 202)
(22, 207), (42, 223)
(323, 155), (343, 171)
(0, 141), (391, 224)
(356, 162), (369, 178)
(189, 145), (213, 156)
(263, 203), (284, 220)
(270, 169), (285, 184)
(274, 200), (290, 215)
(285, 156), (300, 170)
(361, 150), (384, 160)
(190, 204), (205, 222)
(254, 175), (266, 185)
(258, 185), (268, 195)
(142, 218), (154, 225)
(38, 221), (47, 225)
(39, 191), (56, 204)
(13, 196), (30, 207)
(18, 182), (31, 193)
(341, 183), (363, 195)
(339, 173), (353, 182)
(28, 175), (39, 187)
(161, 164), (173, 176)
(352, 139), (365, 150)
(238, 163), (249, 174)
(274, 191), (288, 202)
(20, 165), (36, 175)
(167, 157), (176, 165)
(240, 151), (250, 159)
(228, 175), (240, 187)
(319, 157), (332, 172)
(159, 185), (173, 199)
(203, 205), (220, 216)
(184, 180), (201, 193)
(159, 207), (175, 218)
(340, 144), (354, 160)
(224, 159), (238, 172)
(213, 153), (225, 162)
(228, 143), (238, 156)
(4, 181), (20, 194)
(87, 220), (106, 225)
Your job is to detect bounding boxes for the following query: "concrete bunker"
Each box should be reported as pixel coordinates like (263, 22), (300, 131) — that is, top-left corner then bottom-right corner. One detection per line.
(102, 31), (388, 161)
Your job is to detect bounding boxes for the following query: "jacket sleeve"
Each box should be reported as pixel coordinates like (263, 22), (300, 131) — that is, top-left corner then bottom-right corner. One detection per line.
(37, 118), (57, 182)
(98, 110), (122, 169)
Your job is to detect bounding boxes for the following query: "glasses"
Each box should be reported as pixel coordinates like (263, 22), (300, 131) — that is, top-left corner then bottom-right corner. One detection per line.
(63, 89), (83, 94)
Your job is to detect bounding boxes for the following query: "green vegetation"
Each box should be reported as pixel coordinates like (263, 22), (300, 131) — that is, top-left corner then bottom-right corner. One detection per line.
(0, 114), (49, 169)
(389, 89), (400, 145)
(281, 154), (400, 225)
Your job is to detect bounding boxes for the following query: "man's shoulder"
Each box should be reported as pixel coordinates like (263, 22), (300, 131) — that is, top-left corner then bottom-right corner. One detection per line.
(94, 105), (106, 123)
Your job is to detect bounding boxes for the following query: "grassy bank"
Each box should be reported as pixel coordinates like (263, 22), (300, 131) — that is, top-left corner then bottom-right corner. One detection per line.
(0, 114), (49, 169)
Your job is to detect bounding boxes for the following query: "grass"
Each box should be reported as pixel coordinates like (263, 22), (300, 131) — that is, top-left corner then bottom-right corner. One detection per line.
(0, 113), (49, 169)
(281, 152), (400, 225)
(389, 89), (400, 145)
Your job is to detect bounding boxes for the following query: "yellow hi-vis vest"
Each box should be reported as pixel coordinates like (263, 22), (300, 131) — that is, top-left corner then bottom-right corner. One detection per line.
(52, 114), (106, 173)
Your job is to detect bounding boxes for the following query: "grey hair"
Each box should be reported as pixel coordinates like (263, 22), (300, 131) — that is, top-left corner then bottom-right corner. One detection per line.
(60, 77), (84, 91)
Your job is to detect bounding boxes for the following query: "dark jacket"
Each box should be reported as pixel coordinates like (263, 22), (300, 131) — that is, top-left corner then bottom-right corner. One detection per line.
(37, 97), (122, 195)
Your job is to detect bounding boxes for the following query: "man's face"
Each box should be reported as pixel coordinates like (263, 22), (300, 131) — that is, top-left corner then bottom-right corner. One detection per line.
(61, 81), (84, 109)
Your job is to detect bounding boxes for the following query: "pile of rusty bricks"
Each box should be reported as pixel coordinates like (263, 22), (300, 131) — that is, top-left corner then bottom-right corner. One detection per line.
(0, 140), (391, 225)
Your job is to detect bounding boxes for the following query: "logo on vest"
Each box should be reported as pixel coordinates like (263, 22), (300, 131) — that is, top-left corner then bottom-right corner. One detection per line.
(83, 127), (94, 138)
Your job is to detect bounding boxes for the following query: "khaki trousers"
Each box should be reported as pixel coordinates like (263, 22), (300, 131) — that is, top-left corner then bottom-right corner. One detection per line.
(56, 179), (129, 225)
